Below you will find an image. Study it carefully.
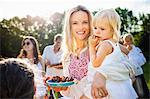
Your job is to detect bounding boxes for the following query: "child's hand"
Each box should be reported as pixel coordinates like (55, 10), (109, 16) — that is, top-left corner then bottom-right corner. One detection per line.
(88, 35), (99, 47)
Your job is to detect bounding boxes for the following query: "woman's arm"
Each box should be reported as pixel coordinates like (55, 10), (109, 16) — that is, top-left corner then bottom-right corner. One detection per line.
(91, 72), (108, 98)
(119, 44), (129, 55)
(39, 56), (46, 76)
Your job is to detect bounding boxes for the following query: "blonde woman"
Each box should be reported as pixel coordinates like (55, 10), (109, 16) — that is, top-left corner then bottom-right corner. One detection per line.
(60, 5), (108, 99)
(59, 5), (93, 99)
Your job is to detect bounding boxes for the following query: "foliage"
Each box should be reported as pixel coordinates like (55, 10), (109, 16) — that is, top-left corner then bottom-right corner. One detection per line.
(0, 12), (64, 57)
(0, 8), (149, 60)
(143, 61), (150, 89)
(138, 14), (150, 60)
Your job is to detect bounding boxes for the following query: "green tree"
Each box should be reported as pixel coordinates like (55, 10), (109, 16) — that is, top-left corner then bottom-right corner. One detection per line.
(0, 17), (22, 57)
(138, 14), (150, 60)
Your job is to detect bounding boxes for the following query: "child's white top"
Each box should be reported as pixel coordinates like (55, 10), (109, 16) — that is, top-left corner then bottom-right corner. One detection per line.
(88, 40), (131, 81)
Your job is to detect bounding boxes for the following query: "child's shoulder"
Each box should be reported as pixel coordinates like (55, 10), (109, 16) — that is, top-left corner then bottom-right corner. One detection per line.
(100, 40), (114, 47)
(97, 40), (113, 53)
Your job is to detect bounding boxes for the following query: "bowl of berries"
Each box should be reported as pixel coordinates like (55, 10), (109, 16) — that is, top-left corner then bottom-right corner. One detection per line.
(46, 76), (75, 87)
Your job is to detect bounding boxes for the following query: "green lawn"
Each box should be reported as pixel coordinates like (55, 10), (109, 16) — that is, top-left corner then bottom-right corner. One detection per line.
(143, 61), (150, 89)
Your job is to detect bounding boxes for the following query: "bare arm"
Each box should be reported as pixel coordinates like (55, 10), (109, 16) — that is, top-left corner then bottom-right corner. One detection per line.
(39, 56), (46, 76)
(89, 41), (113, 67)
(51, 63), (63, 69)
(119, 44), (129, 55)
(91, 72), (108, 98)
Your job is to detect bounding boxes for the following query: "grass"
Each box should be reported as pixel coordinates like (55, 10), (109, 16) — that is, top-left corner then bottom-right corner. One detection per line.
(143, 61), (150, 89)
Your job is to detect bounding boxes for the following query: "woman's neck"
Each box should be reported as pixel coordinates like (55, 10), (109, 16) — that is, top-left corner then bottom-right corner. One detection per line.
(27, 53), (35, 64)
(26, 51), (34, 59)
(75, 39), (87, 55)
(76, 39), (86, 49)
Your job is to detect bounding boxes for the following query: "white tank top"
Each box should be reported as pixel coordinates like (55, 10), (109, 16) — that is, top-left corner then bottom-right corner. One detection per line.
(88, 40), (130, 81)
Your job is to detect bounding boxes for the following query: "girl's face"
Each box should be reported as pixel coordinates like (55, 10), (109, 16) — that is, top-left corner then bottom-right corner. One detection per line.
(93, 19), (113, 41)
(70, 11), (90, 41)
(23, 39), (33, 52)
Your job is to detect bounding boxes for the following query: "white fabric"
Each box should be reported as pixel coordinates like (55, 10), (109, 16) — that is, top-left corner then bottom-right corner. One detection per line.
(84, 79), (137, 99)
(89, 40), (130, 81)
(60, 77), (87, 99)
(42, 45), (63, 76)
(84, 40), (137, 99)
(22, 58), (46, 97)
(34, 63), (46, 97)
(128, 45), (146, 76)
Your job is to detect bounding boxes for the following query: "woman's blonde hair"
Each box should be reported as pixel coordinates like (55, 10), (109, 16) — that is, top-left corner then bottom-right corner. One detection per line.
(123, 33), (134, 44)
(93, 9), (121, 41)
(62, 5), (93, 54)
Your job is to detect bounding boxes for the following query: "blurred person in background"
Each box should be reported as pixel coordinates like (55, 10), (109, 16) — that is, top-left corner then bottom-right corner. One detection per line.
(123, 33), (149, 98)
(42, 34), (63, 77)
(18, 36), (46, 99)
(0, 58), (34, 98)
(42, 34), (63, 98)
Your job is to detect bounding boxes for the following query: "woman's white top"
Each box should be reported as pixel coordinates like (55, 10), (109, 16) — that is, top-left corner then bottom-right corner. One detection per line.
(22, 58), (46, 97)
(128, 45), (146, 76)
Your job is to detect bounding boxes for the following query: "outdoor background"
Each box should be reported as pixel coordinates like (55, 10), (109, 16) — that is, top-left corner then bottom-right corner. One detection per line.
(0, 0), (149, 89)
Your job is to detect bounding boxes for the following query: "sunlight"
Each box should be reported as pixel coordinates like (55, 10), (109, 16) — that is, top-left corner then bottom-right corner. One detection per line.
(0, 0), (149, 19)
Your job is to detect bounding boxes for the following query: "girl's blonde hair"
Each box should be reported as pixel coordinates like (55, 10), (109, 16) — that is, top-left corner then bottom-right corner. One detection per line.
(62, 5), (93, 54)
(93, 9), (121, 41)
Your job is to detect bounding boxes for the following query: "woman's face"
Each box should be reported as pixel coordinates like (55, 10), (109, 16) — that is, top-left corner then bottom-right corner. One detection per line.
(23, 39), (33, 52)
(123, 37), (132, 46)
(70, 11), (90, 41)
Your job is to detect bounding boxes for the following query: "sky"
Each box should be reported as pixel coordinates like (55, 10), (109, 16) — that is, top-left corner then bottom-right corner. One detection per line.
(0, 0), (149, 19)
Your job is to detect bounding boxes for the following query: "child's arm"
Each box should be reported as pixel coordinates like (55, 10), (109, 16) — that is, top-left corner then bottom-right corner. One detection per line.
(89, 38), (113, 67)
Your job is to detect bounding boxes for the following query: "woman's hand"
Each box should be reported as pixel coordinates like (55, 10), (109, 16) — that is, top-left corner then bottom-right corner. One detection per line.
(91, 72), (108, 99)
(126, 45), (132, 51)
(52, 86), (68, 92)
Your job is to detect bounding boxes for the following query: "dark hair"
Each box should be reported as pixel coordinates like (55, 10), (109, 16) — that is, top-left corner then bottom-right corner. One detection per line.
(54, 34), (62, 42)
(18, 36), (41, 64)
(0, 58), (34, 98)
